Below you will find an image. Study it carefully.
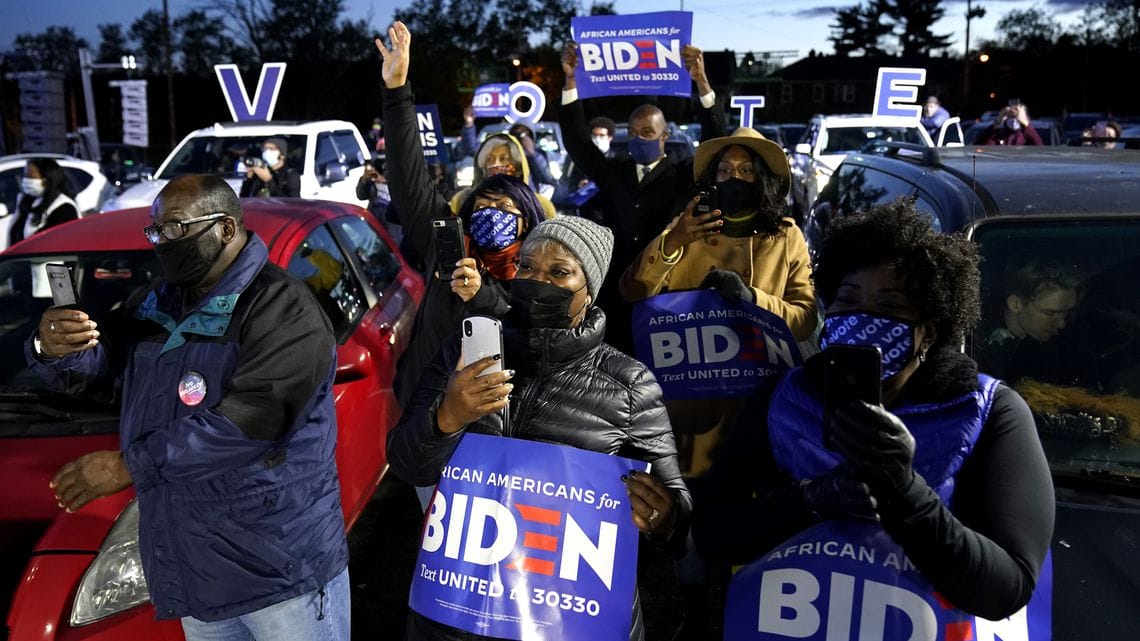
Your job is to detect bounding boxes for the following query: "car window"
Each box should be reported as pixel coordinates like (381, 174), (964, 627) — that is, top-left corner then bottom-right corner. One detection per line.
(286, 224), (366, 340)
(821, 126), (925, 154)
(62, 167), (93, 193)
(0, 168), (19, 212)
(332, 216), (402, 295)
(835, 166), (915, 215)
(333, 130), (366, 169)
(315, 133), (340, 171)
(159, 135), (307, 179)
(970, 218), (1140, 479)
(0, 251), (158, 407)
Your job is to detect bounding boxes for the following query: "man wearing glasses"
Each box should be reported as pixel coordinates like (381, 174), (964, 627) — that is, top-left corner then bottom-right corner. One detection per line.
(26, 175), (350, 641)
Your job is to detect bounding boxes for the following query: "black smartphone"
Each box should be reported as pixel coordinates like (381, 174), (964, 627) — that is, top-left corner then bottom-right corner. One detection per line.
(45, 263), (79, 308)
(431, 217), (466, 280)
(695, 186), (719, 217)
(822, 344), (882, 449)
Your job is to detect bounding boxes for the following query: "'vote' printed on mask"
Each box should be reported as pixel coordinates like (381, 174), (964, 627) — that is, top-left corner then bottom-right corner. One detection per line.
(820, 313), (915, 380)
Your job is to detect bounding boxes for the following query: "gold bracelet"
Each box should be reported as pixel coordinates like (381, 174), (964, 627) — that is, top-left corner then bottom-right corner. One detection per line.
(658, 235), (682, 264)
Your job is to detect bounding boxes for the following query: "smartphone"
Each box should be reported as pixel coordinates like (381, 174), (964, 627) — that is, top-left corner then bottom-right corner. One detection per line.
(431, 217), (466, 280)
(461, 315), (504, 378)
(822, 344), (882, 449)
(695, 186), (720, 217)
(45, 263), (78, 308)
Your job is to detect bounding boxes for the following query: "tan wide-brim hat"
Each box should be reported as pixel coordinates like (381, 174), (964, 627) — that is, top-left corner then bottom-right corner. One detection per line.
(693, 127), (791, 198)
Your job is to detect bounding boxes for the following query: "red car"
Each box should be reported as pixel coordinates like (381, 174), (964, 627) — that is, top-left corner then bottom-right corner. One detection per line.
(0, 199), (424, 640)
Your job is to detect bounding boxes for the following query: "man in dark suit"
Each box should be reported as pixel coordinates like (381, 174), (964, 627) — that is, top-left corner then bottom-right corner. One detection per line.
(558, 41), (725, 354)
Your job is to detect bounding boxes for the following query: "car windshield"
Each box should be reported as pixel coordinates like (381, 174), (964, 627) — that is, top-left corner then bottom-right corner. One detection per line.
(0, 251), (158, 414)
(158, 134), (307, 179)
(821, 126), (926, 154)
(970, 218), (1140, 480)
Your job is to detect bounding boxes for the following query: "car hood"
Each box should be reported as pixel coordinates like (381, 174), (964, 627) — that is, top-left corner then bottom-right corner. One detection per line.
(0, 433), (120, 553)
(102, 177), (244, 212)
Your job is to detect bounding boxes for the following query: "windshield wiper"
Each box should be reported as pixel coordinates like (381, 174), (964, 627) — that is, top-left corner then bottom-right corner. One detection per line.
(0, 401), (72, 421)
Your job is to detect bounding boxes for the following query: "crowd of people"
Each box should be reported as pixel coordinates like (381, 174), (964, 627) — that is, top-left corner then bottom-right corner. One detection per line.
(15, 18), (1067, 641)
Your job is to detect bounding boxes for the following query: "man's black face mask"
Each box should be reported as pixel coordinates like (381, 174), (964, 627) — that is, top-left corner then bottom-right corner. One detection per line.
(154, 220), (224, 287)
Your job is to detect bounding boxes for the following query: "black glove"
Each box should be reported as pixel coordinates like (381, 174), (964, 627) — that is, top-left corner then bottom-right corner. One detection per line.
(699, 269), (754, 303)
(800, 465), (879, 523)
(828, 401), (916, 499)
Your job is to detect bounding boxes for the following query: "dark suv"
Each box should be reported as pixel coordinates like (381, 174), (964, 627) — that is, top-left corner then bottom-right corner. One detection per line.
(805, 143), (1140, 640)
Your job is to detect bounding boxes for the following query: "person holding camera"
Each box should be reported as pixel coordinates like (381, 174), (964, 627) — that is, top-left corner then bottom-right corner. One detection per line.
(980, 101), (1043, 146)
(692, 201), (1054, 624)
(240, 137), (301, 197)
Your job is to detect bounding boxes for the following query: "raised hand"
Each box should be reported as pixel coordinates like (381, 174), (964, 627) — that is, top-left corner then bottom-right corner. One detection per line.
(375, 21), (411, 89)
(662, 195), (723, 256)
(561, 41), (579, 90)
(682, 45), (711, 95)
(435, 356), (514, 433)
(37, 308), (99, 358)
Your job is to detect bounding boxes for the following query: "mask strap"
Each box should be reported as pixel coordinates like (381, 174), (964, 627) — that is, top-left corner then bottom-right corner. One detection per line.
(567, 283), (589, 321)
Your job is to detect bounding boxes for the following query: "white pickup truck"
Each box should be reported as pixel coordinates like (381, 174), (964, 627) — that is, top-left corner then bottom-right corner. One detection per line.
(101, 120), (370, 211)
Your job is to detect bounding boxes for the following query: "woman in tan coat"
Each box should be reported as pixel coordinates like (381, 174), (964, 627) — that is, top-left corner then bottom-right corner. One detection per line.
(620, 126), (817, 341)
(619, 127), (818, 638)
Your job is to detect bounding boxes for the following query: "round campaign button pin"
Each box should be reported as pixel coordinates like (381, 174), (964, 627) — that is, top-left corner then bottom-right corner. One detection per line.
(178, 371), (207, 406)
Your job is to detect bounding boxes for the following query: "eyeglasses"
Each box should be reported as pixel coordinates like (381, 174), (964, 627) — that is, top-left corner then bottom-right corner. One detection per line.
(143, 213), (227, 245)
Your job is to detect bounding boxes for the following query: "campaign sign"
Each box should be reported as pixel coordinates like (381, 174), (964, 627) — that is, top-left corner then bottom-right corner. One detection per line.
(415, 104), (450, 164)
(872, 67), (927, 127)
(632, 290), (801, 400)
(473, 82), (547, 124)
(725, 521), (1052, 641)
(213, 63), (287, 122)
(732, 96), (766, 129)
(571, 12), (693, 99)
(409, 433), (646, 641)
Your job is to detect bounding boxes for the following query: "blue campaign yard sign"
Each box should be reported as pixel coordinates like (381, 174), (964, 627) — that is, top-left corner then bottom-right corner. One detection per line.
(409, 434), (647, 641)
(571, 11), (693, 99)
(415, 104), (449, 164)
(725, 521), (1052, 641)
(632, 290), (802, 400)
(872, 67), (927, 126)
(213, 63), (287, 122)
(473, 83), (512, 118)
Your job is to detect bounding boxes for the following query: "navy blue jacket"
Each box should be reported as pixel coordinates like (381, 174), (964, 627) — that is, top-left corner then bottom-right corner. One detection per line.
(26, 234), (347, 621)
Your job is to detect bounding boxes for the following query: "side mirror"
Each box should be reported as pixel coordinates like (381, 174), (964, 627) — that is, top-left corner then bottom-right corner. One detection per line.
(794, 143), (812, 155)
(320, 162), (349, 186)
(334, 343), (374, 384)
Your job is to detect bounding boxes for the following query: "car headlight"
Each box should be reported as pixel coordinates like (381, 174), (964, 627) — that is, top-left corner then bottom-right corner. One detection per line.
(548, 160), (563, 180)
(71, 500), (150, 626)
(456, 166), (474, 187)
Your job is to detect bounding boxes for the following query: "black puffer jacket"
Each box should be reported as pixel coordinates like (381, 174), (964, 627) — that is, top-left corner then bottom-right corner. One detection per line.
(387, 307), (691, 641)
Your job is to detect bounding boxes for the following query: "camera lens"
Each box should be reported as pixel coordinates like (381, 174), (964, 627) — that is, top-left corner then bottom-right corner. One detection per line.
(464, 320), (472, 336)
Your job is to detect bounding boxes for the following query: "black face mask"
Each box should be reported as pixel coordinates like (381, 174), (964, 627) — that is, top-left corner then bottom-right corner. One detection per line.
(154, 221), (224, 287)
(716, 178), (759, 237)
(509, 278), (588, 329)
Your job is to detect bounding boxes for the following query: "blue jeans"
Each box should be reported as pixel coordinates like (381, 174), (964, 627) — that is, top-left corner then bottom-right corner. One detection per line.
(181, 567), (350, 641)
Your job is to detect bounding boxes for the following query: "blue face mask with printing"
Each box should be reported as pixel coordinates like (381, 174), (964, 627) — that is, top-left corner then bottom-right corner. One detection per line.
(469, 207), (520, 251)
(628, 135), (662, 166)
(819, 312), (916, 380)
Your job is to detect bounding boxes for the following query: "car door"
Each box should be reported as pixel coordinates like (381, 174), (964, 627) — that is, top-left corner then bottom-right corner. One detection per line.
(327, 214), (423, 519)
(283, 221), (386, 525)
(967, 215), (1140, 641)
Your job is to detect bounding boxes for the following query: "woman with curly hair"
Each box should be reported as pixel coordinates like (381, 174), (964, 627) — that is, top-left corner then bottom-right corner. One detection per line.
(693, 200), (1055, 621)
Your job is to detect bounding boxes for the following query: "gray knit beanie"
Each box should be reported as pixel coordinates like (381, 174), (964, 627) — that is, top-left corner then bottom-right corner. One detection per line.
(523, 215), (614, 302)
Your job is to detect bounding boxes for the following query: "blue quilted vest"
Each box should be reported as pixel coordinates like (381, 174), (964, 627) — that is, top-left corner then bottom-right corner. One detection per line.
(768, 367), (1000, 504)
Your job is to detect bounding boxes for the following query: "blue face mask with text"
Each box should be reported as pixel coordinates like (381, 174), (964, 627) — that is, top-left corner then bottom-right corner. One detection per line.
(628, 136), (662, 166)
(470, 207), (520, 251)
(819, 312), (916, 379)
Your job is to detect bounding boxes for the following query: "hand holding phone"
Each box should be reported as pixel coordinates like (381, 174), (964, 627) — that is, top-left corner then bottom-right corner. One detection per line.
(431, 217), (466, 280)
(695, 185), (720, 218)
(435, 316), (513, 433)
(822, 344), (882, 450)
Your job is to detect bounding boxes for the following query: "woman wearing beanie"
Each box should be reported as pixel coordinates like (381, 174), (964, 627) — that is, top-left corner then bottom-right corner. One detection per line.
(388, 215), (691, 641)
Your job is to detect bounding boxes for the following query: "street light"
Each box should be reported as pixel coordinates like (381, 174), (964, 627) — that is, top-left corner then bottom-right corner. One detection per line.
(978, 53), (990, 63)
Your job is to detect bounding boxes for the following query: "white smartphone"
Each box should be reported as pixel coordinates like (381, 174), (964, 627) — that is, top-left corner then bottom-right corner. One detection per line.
(461, 315), (504, 377)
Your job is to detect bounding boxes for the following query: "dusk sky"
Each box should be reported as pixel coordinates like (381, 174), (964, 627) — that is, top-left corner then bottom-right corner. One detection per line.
(2, 0), (1087, 63)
